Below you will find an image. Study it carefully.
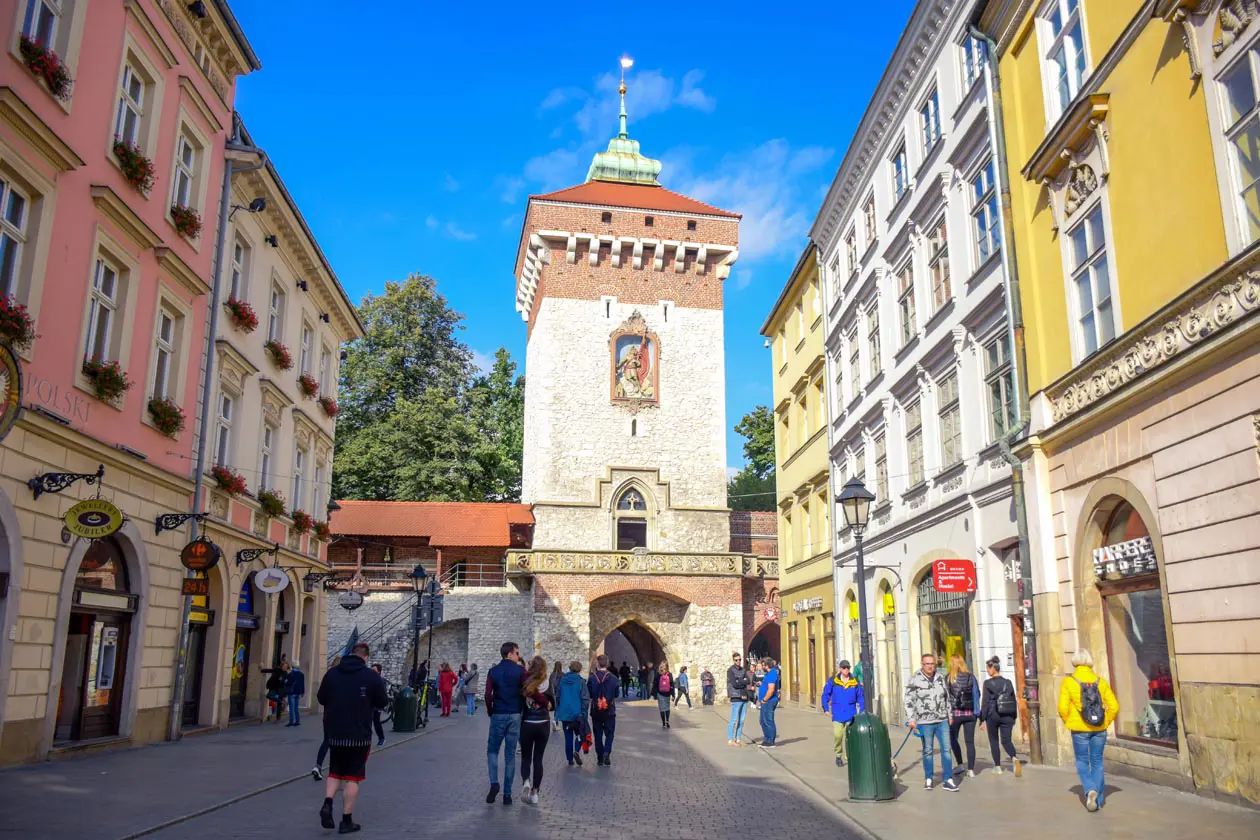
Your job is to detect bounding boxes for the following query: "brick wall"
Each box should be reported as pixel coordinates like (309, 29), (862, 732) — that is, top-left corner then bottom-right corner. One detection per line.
(730, 511), (779, 557)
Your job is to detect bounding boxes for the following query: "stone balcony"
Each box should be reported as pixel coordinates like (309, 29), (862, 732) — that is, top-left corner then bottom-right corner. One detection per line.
(507, 549), (778, 579)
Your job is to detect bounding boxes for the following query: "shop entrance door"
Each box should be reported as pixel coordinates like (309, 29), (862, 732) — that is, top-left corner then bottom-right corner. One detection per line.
(55, 612), (129, 742)
(917, 575), (972, 668)
(182, 624), (207, 727)
(807, 637), (817, 705)
(880, 615), (901, 723)
(229, 628), (252, 719)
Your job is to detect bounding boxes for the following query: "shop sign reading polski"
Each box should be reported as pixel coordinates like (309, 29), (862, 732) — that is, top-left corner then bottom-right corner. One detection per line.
(793, 596), (824, 614)
(0, 342), (21, 444)
(64, 499), (124, 539)
(1092, 536), (1156, 580)
(254, 567), (290, 595)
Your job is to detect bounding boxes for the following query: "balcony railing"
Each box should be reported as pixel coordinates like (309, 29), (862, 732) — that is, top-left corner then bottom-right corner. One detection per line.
(507, 550), (777, 579)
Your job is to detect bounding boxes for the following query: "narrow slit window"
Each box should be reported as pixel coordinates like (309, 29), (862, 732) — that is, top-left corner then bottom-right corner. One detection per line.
(631, 419), (637, 437)
(644, 216), (654, 227)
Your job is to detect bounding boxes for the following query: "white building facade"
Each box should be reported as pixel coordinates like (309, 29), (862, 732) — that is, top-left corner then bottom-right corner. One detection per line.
(813, 0), (1025, 726)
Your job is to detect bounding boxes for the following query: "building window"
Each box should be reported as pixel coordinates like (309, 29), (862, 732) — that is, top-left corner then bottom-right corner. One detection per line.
(259, 424), (275, 492)
(906, 401), (924, 487)
(938, 371), (961, 469)
(617, 519), (647, 550)
(796, 303), (804, 342)
(891, 143), (909, 203)
(1069, 206), (1115, 357)
(867, 305), (881, 379)
(229, 236), (249, 300)
(921, 88), (942, 153)
(687, 219), (696, 231)
(171, 131), (199, 209)
(848, 329), (860, 399)
(897, 262), (916, 346)
(863, 195), (877, 245)
(874, 432), (888, 504)
(601, 212), (612, 223)
(214, 393), (233, 467)
(811, 277), (821, 320)
(644, 216), (653, 227)
(0, 178), (29, 298)
(928, 219), (950, 311)
(22, 0), (60, 45)
(846, 231), (858, 277)
(798, 395), (808, 447)
(778, 327), (787, 367)
(1095, 502), (1176, 746)
(1219, 45), (1260, 244)
(1041, 0), (1088, 120)
(114, 61), (147, 146)
(299, 322), (313, 374)
(150, 306), (178, 400)
(801, 499), (812, 559)
(319, 345), (332, 394)
(963, 34), (988, 88)
(972, 159), (1001, 263)
(292, 446), (306, 511)
(85, 257), (120, 361)
(313, 461), (327, 517)
(985, 334), (1017, 441)
(268, 283), (285, 342)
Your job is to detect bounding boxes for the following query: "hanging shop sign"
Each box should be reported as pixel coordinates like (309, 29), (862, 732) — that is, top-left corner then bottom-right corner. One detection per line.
(793, 596), (824, 614)
(181, 578), (211, 597)
(338, 590), (365, 611)
(1092, 536), (1157, 580)
(64, 498), (124, 539)
(254, 567), (290, 595)
(0, 342), (21, 444)
(180, 537), (221, 572)
(932, 558), (977, 593)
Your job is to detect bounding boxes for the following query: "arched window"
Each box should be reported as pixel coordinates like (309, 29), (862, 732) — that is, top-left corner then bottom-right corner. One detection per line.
(76, 538), (129, 592)
(1093, 500), (1175, 745)
(617, 489), (646, 511)
(614, 488), (649, 549)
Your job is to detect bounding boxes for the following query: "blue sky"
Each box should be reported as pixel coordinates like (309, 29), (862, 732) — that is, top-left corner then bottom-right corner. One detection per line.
(229, 1), (916, 470)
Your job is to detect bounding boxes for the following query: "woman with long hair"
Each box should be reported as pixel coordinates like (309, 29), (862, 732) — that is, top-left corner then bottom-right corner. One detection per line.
(946, 654), (981, 777)
(437, 662), (459, 717)
(519, 655), (553, 805)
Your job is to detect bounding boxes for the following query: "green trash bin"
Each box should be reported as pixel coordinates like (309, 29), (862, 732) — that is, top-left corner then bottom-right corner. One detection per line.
(845, 712), (895, 801)
(392, 687), (418, 733)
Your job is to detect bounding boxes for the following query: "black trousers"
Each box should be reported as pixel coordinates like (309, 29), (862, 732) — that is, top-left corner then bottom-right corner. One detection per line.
(316, 738), (329, 767)
(950, 717), (976, 770)
(987, 714), (1018, 765)
(519, 723), (550, 792)
(373, 711), (384, 741)
(675, 687), (692, 707)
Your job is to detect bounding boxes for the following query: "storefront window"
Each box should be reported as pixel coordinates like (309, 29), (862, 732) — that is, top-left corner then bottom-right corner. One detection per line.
(76, 539), (128, 592)
(917, 574), (971, 667)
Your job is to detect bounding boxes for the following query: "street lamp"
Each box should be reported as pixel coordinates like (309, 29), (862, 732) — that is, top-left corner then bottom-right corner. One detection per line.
(838, 478), (877, 704)
(410, 564), (426, 689)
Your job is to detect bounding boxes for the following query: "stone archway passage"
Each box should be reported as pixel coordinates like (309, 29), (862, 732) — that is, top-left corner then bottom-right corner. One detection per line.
(597, 620), (665, 673)
(749, 622), (781, 662)
(588, 592), (685, 672)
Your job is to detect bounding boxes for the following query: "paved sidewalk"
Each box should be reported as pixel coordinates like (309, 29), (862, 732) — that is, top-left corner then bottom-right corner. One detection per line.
(707, 703), (1259, 840)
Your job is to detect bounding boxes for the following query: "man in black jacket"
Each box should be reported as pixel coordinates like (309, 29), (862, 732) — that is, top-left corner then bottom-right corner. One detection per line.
(317, 642), (387, 834)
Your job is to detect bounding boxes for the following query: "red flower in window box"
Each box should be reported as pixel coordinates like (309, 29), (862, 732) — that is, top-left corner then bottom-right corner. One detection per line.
(298, 374), (319, 398)
(318, 396), (339, 418)
(0, 295), (37, 351)
(210, 465), (248, 496)
(224, 297), (259, 333)
(257, 488), (286, 519)
(146, 396), (185, 437)
(18, 36), (73, 101)
(82, 357), (132, 403)
(112, 138), (156, 195)
(264, 339), (293, 370)
(291, 509), (313, 534)
(170, 204), (202, 239)
(313, 520), (331, 542)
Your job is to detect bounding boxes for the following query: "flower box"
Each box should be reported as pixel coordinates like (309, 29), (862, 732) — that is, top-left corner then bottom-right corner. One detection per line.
(224, 297), (259, 333)
(112, 138), (156, 194)
(19, 36), (72, 101)
(210, 465), (248, 496)
(257, 488), (287, 519)
(264, 340), (293, 370)
(82, 357), (132, 403)
(318, 396), (339, 418)
(146, 396), (185, 437)
(170, 204), (202, 239)
(0, 295), (37, 351)
(298, 374), (319, 398)
(313, 520), (330, 542)
(291, 509), (313, 534)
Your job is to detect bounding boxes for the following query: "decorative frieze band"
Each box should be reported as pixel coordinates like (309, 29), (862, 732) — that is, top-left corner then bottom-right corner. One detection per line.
(508, 550), (777, 579)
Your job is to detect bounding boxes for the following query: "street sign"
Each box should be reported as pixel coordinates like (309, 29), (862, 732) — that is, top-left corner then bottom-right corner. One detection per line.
(180, 537), (221, 571)
(414, 595), (445, 630)
(932, 558), (976, 593)
(182, 578), (210, 597)
(64, 499), (123, 539)
(254, 567), (290, 595)
(338, 590), (365, 611)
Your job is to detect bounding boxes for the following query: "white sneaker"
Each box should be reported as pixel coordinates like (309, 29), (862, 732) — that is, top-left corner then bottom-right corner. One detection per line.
(967, 769), (977, 778)
(528, 791), (539, 805)
(942, 779), (960, 792)
(924, 779), (934, 790)
(993, 766), (1004, 775)
(311, 766), (324, 781)
(521, 781), (532, 800)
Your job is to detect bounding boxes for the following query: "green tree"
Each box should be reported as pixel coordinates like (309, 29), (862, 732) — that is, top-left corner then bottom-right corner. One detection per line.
(727, 469), (775, 511)
(734, 404), (776, 479)
(465, 348), (525, 502)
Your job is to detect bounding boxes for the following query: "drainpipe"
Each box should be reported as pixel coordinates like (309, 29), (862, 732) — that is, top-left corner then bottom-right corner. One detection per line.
(970, 22), (1043, 766)
(167, 115), (267, 742)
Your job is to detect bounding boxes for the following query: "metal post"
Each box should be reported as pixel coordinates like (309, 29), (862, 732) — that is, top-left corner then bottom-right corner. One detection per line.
(411, 590), (420, 687)
(854, 532), (873, 706)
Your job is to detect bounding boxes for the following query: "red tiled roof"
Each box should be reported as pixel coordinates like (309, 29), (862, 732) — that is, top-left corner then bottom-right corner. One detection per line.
(329, 501), (534, 547)
(532, 181), (740, 219)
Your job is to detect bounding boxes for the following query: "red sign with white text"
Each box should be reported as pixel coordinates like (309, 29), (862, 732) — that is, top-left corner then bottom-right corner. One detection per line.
(933, 559), (977, 593)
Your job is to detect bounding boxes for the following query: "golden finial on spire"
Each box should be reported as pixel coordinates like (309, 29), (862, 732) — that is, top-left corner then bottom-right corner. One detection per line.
(619, 56), (633, 96)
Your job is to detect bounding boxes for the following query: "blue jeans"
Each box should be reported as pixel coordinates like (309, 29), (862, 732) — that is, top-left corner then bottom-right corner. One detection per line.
(287, 694), (300, 725)
(562, 720), (582, 761)
(486, 714), (521, 794)
(1072, 730), (1108, 805)
(592, 714), (615, 757)
(917, 721), (953, 781)
(465, 694), (476, 715)
(759, 700), (778, 745)
(728, 700), (749, 740)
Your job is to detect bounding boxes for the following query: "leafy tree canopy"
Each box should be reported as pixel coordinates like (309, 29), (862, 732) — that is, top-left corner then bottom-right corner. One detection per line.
(728, 404), (777, 511)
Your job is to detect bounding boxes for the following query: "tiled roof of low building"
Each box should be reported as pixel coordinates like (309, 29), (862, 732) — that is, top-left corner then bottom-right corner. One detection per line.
(329, 501), (533, 547)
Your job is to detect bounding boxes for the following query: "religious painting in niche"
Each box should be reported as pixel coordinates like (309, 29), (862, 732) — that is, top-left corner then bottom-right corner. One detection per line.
(610, 312), (659, 404)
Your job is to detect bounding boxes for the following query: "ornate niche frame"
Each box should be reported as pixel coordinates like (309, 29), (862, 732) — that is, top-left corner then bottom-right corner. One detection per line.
(609, 311), (660, 408)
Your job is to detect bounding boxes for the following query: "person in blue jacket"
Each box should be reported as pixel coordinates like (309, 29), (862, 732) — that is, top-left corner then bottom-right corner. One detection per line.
(821, 660), (864, 767)
(555, 660), (591, 767)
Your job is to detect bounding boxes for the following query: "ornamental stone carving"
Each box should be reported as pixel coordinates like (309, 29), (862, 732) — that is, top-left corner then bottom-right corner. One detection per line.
(209, 491), (229, 521)
(508, 550), (768, 578)
(1050, 268), (1260, 422)
(1064, 165), (1100, 218)
(1215, 0), (1259, 57)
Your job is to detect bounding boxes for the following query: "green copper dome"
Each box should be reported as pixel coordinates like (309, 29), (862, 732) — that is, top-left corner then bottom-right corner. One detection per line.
(586, 81), (662, 186)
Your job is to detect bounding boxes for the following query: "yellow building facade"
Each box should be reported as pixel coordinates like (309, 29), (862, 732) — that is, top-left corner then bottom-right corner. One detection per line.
(980, 0), (1260, 805)
(762, 244), (835, 708)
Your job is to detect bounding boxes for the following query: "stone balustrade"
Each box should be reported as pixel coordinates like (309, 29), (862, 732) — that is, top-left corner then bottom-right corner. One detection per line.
(507, 549), (777, 579)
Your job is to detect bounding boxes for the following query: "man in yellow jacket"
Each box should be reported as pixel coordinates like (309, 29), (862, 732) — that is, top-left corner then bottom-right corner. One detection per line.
(1058, 649), (1120, 812)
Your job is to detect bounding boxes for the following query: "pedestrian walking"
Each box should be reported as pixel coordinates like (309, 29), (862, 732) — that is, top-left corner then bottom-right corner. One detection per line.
(726, 653), (751, 745)
(284, 662), (306, 726)
(519, 656), (554, 806)
(262, 664), (287, 722)
(980, 656), (1020, 775)
(905, 653), (959, 791)
(462, 664), (480, 716)
(588, 654), (620, 765)
(700, 668), (715, 705)
(454, 664), (467, 704)
(653, 662), (676, 728)
(618, 663), (632, 698)
(556, 660), (590, 767)
(675, 665), (692, 708)
(947, 654), (981, 777)
(438, 662), (458, 717)
(311, 656), (341, 780)
(1058, 649), (1119, 812)
(549, 661), (565, 731)
(370, 664), (386, 746)
(821, 660), (863, 766)
(639, 663), (653, 700)
(316, 642), (388, 833)
(756, 658), (781, 748)
(485, 642), (526, 805)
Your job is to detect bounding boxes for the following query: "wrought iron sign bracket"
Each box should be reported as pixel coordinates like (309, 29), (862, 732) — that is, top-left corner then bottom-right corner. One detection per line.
(155, 511), (209, 535)
(235, 542), (280, 566)
(28, 464), (105, 500)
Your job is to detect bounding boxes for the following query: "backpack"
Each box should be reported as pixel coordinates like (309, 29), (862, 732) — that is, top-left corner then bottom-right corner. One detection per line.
(592, 672), (613, 715)
(950, 673), (974, 712)
(658, 673), (671, 693)
(995, 679), (1018, 716)
(1073, 677), (1106, 726)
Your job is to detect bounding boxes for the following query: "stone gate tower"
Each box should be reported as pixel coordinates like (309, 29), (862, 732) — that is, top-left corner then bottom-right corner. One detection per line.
(510, 68), (774, 675)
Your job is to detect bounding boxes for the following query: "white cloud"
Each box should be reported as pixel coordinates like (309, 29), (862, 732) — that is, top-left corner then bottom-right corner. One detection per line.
(425, 215), (439, 230)
(675, 70), (716, 113)
(498, 176), (527, 204)
(733, 267), (753, 291)
(444, 222), (476, 242)
(471, 349), (496, 376)
(523, 147), (585, 193)
(443, 172), (460, 192)
(538, 86), (585, 111)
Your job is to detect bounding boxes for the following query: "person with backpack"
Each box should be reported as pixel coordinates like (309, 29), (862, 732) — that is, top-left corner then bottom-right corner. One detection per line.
(675, 665), (692, 709)
(588, 654), (620, 765)
(701, 668), (715, 705)
(518, 656), (553, 806)
(1058, 649), (1119, 812)
(653, 662), (676, 728)
(979, 656), (1020, 775)
(946, 654), (982, 778)
(726, 653), (751, 745)
(555, 660), (590, 767)
(821, 660), (864, 767)
(905, 653), (960, 791)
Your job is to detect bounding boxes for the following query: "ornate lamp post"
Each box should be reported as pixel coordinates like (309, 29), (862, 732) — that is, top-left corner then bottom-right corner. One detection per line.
(838, 478), (876, 702)
(410, 564), (426, 688)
